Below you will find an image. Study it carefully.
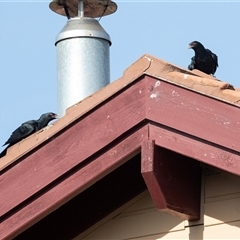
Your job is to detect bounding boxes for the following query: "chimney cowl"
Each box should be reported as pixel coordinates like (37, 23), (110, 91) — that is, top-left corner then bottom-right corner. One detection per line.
(49, 0), (117, 19)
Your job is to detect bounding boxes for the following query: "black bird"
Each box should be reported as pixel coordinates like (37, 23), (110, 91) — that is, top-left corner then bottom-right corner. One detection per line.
(188, 41), (218, 75)
(0, 112), (58, 158)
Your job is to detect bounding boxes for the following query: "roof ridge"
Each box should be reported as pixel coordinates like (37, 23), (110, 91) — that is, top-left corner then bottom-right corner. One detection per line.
(1, 54), (239, 170)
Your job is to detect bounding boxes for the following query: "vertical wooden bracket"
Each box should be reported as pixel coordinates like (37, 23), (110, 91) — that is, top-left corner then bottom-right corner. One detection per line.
(141, 140), (202, 220)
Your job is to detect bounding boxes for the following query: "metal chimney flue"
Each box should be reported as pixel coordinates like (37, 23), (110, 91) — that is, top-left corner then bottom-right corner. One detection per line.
(49, 0), (117, 116)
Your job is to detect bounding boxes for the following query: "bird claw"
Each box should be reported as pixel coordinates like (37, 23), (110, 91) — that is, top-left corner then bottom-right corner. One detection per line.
(40, 125), (53, 132)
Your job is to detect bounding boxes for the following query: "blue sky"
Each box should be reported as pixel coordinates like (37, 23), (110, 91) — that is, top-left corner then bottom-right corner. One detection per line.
(0, 1), (239, 150)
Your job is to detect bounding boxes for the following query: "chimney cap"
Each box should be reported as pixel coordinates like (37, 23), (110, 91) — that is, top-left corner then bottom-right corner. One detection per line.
(49, 0), (117, 18)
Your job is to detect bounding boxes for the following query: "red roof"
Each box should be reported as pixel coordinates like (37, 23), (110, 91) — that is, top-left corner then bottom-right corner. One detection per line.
(1, 55), (240, 239)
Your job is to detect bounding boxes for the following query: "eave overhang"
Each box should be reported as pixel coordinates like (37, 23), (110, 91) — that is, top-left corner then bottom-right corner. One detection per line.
(1, 55), (240, 239)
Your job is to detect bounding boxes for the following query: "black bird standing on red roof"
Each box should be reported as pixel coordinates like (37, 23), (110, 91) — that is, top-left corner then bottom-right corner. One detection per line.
(0, 112), (58, 158)
(188, 41), (218, 76)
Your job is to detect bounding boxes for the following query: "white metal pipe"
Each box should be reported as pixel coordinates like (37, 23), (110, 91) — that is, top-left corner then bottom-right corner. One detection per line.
(55, 17), (111, 116)
(78, 0), (84, 18)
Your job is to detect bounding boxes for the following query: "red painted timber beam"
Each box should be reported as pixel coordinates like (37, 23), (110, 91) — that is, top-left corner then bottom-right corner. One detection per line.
(149, 124), (240, 177)
(0, 80), (146, 219)
(0, 126), (148, 240)
(145, 76), (240, 153)
(141, 140), (202, 220)
(2, 74), (240, 238)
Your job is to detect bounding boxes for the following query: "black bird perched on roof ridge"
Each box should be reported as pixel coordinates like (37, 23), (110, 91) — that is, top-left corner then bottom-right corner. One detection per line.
(188, 41), (218, 76)
(0, 112), (58, 158)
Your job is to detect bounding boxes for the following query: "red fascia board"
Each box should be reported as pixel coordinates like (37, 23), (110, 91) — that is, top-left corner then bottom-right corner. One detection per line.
(145, 76), (240, 153)
(0, 126), (148, 240)
(0, 79), (146, 219)
(149, 124), (240, 176)
(1, 75), (240, 238)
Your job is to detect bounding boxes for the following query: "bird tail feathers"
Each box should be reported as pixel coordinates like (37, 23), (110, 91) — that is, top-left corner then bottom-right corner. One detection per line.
(0, 146), (10, 158)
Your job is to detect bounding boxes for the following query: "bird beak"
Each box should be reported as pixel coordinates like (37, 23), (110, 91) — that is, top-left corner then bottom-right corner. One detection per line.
(188, 44), (192, 49)
(54, 114), (60, 119)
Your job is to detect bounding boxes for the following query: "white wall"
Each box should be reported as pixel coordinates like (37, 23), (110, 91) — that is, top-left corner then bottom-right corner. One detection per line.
(75, 167), (240, 239)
